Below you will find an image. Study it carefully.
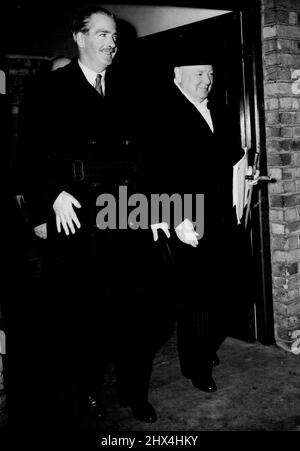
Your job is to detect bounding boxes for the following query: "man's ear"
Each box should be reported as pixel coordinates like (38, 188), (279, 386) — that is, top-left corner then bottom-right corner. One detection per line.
(74, 31), (85, 48)
(174, 67), (181, 83)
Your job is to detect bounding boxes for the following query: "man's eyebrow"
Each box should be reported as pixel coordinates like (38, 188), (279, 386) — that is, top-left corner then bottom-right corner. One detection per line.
(95, 28), (118, 34)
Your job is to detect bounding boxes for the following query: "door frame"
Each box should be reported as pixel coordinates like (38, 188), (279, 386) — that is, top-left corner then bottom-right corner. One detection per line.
(239, 4), (275, 345)
(132, 0), (274, 345)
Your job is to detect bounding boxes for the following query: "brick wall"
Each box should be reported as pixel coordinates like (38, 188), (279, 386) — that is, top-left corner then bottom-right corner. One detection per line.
(262, 0), (300, 352)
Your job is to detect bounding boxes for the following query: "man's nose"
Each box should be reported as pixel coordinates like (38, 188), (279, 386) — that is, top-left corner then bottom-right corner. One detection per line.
(107, 35), (117, 48)
(202, 74), (211, 84)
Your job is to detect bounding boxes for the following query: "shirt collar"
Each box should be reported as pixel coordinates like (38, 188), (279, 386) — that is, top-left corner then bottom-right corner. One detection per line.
(78, 59), (106, 86)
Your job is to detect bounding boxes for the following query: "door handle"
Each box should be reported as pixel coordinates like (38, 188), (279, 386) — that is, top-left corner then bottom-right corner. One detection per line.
(245, 175), (276, 183)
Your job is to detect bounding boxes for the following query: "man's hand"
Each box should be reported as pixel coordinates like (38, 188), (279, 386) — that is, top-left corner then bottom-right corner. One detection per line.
(151, 222), (170, 241)
(246, 166), (260, 186)
(15, 194), (25, 209)
(53, 191), (82, 236)
(175, 218), (199, 248)
(34, 223), (47, 239)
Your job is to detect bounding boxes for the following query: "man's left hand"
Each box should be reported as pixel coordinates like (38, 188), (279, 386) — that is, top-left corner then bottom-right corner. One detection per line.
(175, 218), (199, 248)
(247, 166), (260, 186)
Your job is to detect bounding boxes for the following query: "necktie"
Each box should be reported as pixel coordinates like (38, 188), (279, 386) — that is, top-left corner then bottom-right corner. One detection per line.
(94, 74), (104, 97)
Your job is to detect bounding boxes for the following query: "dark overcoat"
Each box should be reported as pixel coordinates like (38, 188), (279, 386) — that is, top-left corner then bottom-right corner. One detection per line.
(20, 58), (168, 405)
(140, 81), (243, 291)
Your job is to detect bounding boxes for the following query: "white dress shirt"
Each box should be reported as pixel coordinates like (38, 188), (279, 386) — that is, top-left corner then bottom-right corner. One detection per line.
(174, 79), (214, 132)
(78, 59), (106, 95)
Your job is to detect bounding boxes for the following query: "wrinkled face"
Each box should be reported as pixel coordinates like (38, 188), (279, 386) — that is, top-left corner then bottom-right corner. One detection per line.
(75, 13), (118, 72)
(174, 65), (214, 103)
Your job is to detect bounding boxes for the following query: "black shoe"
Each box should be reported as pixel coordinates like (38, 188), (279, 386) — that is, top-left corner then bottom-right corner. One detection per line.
(192, 376), (217, 392)
(212, 354), (220, 367)
(86, 394), (104, 419)
(131, 401), (157, 423)
(120, 399), (157, 423)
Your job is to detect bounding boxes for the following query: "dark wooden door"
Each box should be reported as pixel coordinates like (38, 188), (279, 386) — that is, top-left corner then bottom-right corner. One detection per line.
(131, 11), (273, 344)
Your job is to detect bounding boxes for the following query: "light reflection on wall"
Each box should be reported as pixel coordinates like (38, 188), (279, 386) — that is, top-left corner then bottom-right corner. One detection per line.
(102, 4), (230, 37)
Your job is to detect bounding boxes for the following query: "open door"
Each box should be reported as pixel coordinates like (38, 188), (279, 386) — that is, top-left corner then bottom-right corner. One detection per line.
(132, 11), (274, 344)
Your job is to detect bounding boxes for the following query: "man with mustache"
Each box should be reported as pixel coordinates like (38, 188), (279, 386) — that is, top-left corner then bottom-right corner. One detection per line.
(22, 5), (157, 439)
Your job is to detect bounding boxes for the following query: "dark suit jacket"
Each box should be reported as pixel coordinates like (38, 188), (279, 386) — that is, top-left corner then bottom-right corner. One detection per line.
(139, 82), (243, 239)
(21, 58), (134, 228)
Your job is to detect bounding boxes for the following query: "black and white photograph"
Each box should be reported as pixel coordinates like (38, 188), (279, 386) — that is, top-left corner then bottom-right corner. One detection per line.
(1, 0), (300, 447)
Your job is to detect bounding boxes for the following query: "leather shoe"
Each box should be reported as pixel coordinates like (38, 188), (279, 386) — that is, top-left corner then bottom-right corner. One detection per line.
(131, 401), (157, 423)
(212, 353), (220, 367)
(86, 394), (104, 419)
(121, 400), (157, 423)
(192, 376), (217, 392)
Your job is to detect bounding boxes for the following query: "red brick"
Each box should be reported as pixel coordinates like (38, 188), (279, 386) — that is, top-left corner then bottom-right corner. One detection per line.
(283, 193), (300, 207)
(266, 110), (280, 124)
(278, 139), (291, 151)
(274, 276), (288, 288)
(278, 54), (300, 67)
(263, 26), (277, 39)
(288, 275), (300, 290)
(265, 98), (279, 110)
(279, 97), (299, 109)
(273, 249), (288, 261)
(280, 126), (293, 138)
(276, 24), (300, 39)
(293, 153), (300, 165)
(266, 126), (281, 138)
(270, 195), (284, 207)
(271, 222), (285, 234)
(271, 194), (300, 208)
(291, 139), (300, 151)
(267, 139), (282, 152)
(264, 38), (278, 52)
(264, 82), (293, 96)
(277, 38), (300, 52)
(270, 207), (284, 220)
(280, 112), (300, 124)
(269, 181), (284, 194)
(285, 221), (300, 233)
(286, 235), (300, 249)
(268, 152), (292, 165)
(272, 235), (289, 249)
(294, 127), (300, 138)
(273, 262), (299, 276)
(264, 53), (278, 66)
(269, 167), (283, 180)
(282, 180), (296, 192)
(282, 168), (295, 179)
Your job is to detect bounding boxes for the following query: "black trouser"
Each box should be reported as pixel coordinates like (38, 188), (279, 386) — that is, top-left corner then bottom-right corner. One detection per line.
(167, 231), (223, 380)
(46, 221), (174, 408)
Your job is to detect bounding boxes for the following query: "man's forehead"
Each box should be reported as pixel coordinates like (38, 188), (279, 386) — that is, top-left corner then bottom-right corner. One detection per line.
(89, 13), (117, 31)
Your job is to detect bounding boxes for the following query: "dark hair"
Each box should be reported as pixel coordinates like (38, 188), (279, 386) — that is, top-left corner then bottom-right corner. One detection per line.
(72, 5), (115, 35)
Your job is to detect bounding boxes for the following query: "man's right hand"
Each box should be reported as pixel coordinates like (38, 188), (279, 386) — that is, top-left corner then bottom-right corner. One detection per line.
(175, 218), (199, 248)
(151, 222), (170, 241)
(53, 191), (82, 236)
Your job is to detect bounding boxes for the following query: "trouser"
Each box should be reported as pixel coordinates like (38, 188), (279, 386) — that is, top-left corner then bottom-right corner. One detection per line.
(46, 223), (174, 407)
(177, 309), (215, 378)
(166, 231), (223, 379)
